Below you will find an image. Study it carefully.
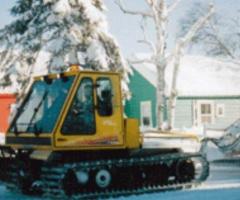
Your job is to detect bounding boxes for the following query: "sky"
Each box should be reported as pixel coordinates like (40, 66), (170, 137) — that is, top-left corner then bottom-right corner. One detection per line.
(0, 0), (239, 57)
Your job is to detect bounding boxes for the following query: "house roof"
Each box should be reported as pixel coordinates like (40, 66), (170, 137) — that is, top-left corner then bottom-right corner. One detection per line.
(132, 55), (240, 96)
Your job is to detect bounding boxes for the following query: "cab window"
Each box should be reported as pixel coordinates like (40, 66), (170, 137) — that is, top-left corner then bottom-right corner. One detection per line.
(61, 78), (95, 135)
(9, 76), (74, 134)
(96, 78), (113, 116)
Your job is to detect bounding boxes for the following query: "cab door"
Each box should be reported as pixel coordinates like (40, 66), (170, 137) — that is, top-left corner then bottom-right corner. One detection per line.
(94, 74), (124, 147)
(54, 73), (124, 150)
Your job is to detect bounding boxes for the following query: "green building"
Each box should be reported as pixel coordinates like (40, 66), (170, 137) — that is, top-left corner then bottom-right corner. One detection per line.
(125, 55), (240, 134)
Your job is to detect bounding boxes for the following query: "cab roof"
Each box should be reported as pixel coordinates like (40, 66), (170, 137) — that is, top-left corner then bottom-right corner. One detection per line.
(34, 65), (121, 81)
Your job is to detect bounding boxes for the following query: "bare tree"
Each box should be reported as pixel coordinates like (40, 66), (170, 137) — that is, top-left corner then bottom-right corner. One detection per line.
(168, 5), (214, 129)
(116, 0), (214, 130)
(180, 2), (240, 59)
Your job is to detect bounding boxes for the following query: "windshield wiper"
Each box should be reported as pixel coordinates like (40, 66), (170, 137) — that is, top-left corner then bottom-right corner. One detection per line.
(26, 91), (48, 134)
(13, 123), (19, 135)
(33, 123), (42, 136)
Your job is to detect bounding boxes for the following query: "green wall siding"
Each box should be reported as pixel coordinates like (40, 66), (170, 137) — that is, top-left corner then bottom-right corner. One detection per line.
(125, 69), (157, 127)
(125, 68), (240, 130)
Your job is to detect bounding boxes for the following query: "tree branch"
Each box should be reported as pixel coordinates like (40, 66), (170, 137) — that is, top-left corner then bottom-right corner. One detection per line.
(209, 22), (236, 59)
(137, 17), (156, 54)
(115, 0), (153, 18)
(145, 0), (157, 10)
(181, 4), (214, 45)
(137, 39), (156, 53)
(167, 0), (182, 14)
(127, 57), (154, 64)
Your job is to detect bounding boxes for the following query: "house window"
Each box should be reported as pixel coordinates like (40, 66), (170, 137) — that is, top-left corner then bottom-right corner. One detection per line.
(216, 104), (225, 117)
(140, 101), (152, 128)
(197, 101), (214, 125)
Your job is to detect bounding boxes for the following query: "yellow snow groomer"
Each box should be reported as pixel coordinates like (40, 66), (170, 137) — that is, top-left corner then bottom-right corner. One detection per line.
(0, 65), (209, 198)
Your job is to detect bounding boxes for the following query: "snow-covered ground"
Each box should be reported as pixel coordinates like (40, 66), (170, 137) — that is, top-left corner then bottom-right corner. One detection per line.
(113, 187), (240, 200)
(2, 184), (240, 200)
(1, 163), (240, 200)
(114, 164), (240, 200)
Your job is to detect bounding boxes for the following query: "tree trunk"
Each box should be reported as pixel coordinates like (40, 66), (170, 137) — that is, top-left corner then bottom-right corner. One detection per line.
(156, 64), (166, 130)
(167, 44), (181, 130)
(154, 1), (167, 130)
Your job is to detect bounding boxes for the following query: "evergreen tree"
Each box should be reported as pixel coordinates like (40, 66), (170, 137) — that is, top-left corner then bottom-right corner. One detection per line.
(0, 0), (130, 96)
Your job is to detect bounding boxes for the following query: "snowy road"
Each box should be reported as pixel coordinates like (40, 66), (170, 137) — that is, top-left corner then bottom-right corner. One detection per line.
(1, 163), (240, 200)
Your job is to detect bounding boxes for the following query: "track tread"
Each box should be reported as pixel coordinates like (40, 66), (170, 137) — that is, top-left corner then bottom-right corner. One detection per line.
(40, 152), (209, 199)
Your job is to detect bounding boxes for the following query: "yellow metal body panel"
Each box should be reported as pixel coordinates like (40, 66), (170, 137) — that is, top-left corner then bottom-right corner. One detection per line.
(53, 72), (125, 150)
(124, 119), (142, 149)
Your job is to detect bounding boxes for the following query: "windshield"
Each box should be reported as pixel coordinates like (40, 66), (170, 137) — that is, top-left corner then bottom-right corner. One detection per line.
(10, 76), (75, 134)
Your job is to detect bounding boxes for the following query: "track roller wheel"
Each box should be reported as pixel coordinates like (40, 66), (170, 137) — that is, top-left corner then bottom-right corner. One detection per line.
(95, 169), (112, 189)
(175, 159), (195, 183)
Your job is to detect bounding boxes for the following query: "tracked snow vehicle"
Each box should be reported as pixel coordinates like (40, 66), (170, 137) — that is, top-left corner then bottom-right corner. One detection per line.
(0, 66), (209, 199)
